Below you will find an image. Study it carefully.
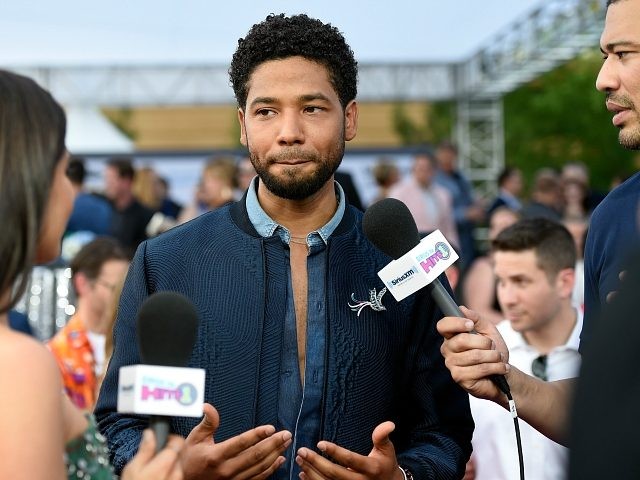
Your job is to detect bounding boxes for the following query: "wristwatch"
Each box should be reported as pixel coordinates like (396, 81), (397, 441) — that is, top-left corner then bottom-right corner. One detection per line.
(399, 465), (415, 480)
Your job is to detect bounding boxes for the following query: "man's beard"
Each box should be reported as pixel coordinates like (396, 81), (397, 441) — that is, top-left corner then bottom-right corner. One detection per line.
(248, 138), (344, 201)
(619, 124), (640, 150)
(608, 93), (640, 150)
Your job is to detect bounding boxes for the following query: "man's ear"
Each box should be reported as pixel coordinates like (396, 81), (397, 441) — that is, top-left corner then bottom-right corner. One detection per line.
(556, 267), (576, 299)
(344, 100), (358, 142)
(73, 272), (91, 298)
(238, 108), (248, 147)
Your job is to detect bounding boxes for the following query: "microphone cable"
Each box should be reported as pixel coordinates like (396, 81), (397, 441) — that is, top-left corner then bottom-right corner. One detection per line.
(496, 376), (525, 480)
(428, 280), (525, 479)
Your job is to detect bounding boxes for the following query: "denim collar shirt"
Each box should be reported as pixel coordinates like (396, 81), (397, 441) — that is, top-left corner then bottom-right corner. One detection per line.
(246, 177), (346, 479)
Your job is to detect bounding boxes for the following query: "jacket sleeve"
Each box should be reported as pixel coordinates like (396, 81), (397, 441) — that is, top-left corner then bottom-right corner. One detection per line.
(94, 241), (151, 474)
(395, 276), (474, 479)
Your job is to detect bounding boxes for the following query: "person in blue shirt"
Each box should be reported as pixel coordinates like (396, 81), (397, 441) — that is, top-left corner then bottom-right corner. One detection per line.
(434, 141), (486, 272)
(96, 13), (473, 480)
(65, 156), (113, 237)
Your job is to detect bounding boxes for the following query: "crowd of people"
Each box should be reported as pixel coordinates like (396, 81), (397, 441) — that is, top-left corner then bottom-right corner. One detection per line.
(63, 154), (256, 260)
(2, 0), (640, 479)
(53, 118), (605, 304)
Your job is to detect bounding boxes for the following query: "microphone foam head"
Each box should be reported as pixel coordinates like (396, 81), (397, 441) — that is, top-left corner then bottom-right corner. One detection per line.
(136, 291), (199, 367)
(362, 198), (421, 260)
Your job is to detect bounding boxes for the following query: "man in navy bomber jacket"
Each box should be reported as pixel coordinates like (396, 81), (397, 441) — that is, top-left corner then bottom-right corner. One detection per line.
(95, 13), (473, 480)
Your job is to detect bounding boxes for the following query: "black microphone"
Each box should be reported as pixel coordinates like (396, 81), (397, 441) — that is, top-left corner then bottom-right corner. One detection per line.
(362, 197), (510, 397)
(136, 291), (200, 451)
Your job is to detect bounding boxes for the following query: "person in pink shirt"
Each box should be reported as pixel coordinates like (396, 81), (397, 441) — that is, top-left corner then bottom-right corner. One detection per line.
(388, 150), (459, 247)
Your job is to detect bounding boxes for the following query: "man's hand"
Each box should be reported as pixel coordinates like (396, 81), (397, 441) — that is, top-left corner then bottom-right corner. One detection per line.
(295, 421), (403, 480)
(436, 306), (510, 404)
(182, 403), (292, 480)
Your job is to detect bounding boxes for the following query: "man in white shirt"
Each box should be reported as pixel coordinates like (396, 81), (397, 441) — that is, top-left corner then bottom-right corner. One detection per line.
(467, 218), (581, 480)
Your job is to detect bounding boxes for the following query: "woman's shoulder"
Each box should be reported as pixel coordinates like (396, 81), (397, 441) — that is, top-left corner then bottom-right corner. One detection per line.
(0, 329), (61, 395)
(0, 329), (70, 479)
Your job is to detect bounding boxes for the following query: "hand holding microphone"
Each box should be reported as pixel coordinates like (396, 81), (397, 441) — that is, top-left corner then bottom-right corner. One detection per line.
(362, 198), (511, 398)
(437, 305), (513, 405)
(118, 291), (205, 452)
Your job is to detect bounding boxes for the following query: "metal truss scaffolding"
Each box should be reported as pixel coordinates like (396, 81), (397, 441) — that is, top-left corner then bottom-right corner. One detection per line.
(456, 98), (504, 199)
(10, 0), (607, 197)
(452, 0), (606, 197)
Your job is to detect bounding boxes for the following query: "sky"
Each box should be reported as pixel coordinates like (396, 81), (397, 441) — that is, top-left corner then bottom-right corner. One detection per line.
(0, 0), (541, 66)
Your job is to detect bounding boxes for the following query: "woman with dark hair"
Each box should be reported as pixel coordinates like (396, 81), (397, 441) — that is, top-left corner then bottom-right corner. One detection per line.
(0, 70), (184, 480)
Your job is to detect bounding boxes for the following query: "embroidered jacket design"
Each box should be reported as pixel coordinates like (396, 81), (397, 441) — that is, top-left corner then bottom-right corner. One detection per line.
(348, 287), (388, 316)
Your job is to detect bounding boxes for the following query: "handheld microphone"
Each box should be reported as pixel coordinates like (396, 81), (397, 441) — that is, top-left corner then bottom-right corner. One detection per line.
(117, 291), (205, 452)
(362, 198), (510, 397)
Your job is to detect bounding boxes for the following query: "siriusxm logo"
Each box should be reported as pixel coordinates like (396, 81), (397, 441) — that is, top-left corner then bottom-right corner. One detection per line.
(388, 267), (418, 287)
(418, 242), (451, 274)
(141, 382), (197, 406)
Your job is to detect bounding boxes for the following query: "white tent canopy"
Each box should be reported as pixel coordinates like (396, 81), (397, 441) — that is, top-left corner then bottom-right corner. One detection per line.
(64, 106), (133, 154)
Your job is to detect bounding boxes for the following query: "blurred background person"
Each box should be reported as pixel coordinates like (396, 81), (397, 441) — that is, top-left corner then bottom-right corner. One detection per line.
(463, 206), (520, 325)
(47, 237), (129, 411)
(521, 167), (563, 221)
(131, 166), (179, 236)
(434, 140), (485, 273)
(388, 150), (459, 245)
(66, 156), (113, 237)
(562, 178), (590, 220)
(179, 178), (208, 223)
(371, 156), (400, 203)
(178, 156), (237, 223)
(155, 175), (183, 220)
(62, 156), (115, 261)
(561, 161), (606, 214)
(234, 156), (256, 200)
(103, 157), (155, 255)
(563, 216), (589, 312)
(468, 218), (581, 480)
(561, 168), (590, 313)
(132, 166), (162, 213)
(486, 166), (524, 217)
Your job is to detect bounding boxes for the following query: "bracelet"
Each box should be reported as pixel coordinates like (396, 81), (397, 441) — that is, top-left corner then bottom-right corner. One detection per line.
(398, 465), (414, 480)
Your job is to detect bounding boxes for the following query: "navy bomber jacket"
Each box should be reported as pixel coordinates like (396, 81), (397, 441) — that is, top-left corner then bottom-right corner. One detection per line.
(95, 196), (473, 479)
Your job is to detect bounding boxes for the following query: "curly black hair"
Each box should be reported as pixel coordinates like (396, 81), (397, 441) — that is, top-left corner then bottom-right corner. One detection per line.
(229, 14), (358, 109)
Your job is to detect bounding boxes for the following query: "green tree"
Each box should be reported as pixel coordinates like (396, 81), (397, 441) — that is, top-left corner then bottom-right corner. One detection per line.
(503, 51), (635, 191)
